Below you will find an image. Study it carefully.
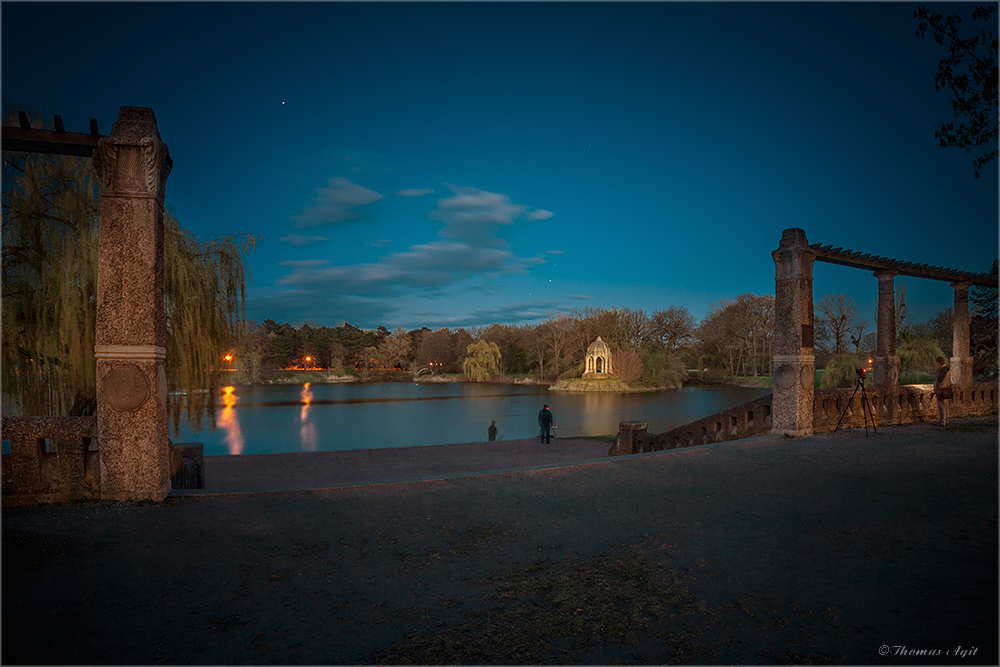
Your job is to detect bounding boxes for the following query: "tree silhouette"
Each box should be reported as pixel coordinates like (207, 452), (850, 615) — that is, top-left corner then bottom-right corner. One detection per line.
(915, 4), (998, 178)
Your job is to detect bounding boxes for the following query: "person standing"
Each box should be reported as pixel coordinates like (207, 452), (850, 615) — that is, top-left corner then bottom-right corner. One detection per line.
(933, 356), (952, 426)
(488, 420), (498, 441)
(537, 405), (555, 443)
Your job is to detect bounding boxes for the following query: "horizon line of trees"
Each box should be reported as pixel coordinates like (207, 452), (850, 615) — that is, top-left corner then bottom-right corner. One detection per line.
(233, 268), (998, 389)
(234, 297), (776, 386)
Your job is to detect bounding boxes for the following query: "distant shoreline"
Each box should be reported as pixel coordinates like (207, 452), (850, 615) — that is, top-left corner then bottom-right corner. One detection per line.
(225, 370), (773, 392)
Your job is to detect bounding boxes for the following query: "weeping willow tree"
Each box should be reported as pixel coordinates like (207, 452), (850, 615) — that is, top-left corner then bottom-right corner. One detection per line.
(2, 113), (101, 417)
(164, 213), (258, 434)
(2, 103), (259, 435)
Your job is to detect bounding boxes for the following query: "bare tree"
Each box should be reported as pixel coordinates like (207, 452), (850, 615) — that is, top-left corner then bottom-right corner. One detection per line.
(895, 280), (910, 335)
(542, 312), (579, 377)
(650, 306), (697, 356)
(816, 294), (858, 355)
(379, 327), (412, 370)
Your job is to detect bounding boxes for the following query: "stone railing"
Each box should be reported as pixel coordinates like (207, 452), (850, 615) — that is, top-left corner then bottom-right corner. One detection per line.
(813, 381), (998, 432)
(608, 394), (773, 456)
(608, 381), (997, 457)
(2, 416), (204, 507)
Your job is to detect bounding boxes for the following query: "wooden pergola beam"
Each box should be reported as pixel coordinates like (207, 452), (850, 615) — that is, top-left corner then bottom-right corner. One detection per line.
(810, 242), (997, 288)
(2, 114), (104, 158)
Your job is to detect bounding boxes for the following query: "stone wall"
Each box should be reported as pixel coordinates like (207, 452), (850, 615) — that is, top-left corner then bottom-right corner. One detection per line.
(2, 417), (100, 506)
(2, 416), (204, 506)
(607, 394), (774, 456)
(608, 382), (998, 458)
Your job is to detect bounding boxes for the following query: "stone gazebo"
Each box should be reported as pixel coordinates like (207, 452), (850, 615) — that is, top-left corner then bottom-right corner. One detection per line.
(583, 337), (615, 378)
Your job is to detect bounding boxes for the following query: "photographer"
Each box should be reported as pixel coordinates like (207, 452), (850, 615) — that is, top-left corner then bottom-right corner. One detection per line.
(933, 357), (952, 426)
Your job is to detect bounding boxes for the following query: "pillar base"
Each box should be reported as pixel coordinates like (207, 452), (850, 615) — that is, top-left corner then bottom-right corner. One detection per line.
(950, 356), (973, 389)
(771, 354), (814, 436)
(872, 356), (900, 388)
(100, 479), (171, 502)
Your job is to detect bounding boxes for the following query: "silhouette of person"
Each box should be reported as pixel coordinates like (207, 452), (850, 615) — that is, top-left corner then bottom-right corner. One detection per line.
(488, 420), (497, 441)
(537, 405), (554, 443)
(934, 356), (951, 426)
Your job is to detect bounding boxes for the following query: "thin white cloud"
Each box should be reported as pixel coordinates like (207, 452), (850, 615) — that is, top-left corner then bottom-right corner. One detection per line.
(275, 241), (527, 295)
(527, 209), (554, 220)
(546, 249), (564, 255)
(280, 234), (328, 247)
(410, 300), (562, 328)
(432, 184), (526, 227)
(259, 182), (557, 328)
(292, 177), (383, 228)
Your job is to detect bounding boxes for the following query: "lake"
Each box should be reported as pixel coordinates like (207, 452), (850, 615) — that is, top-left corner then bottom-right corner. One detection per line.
(172, 382), (771, 456)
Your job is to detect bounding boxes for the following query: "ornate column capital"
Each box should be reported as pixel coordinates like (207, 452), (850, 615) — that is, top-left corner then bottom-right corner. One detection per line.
(92, 107), (172, 202)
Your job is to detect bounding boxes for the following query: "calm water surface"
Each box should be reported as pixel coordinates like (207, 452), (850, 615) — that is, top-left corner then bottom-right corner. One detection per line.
(173, 382), (770, 456)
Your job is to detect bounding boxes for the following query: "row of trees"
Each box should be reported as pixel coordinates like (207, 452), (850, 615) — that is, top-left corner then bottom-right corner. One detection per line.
(231, 297), (776, 387)
(235, 272), (998, 390)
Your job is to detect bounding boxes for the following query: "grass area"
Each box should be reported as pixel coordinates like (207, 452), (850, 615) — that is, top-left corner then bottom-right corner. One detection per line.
(702, 375), (774, 389)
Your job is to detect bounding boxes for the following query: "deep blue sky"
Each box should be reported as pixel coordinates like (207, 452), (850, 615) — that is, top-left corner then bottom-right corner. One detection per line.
(3, 2), (997, 331)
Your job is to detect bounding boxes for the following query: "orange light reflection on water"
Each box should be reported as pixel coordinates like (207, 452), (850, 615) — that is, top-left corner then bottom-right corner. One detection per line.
(219, 385), (245, 455)
(300, 382), (317, 451)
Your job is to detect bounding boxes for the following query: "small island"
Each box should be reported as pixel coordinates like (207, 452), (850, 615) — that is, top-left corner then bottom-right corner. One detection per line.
(550, 337), (661, 392)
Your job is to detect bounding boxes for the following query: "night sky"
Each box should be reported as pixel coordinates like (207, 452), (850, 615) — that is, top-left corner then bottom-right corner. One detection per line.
(3, 2), (996, 331)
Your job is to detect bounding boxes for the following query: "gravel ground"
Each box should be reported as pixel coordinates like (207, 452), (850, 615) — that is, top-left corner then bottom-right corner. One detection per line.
(2, 416), (997, 665)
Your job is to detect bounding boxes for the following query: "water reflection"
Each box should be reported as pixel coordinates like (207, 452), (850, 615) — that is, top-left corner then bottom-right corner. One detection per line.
(300, 382), (317, 451)
(218, 386), (245, 455)
(178, 383), (769, 456)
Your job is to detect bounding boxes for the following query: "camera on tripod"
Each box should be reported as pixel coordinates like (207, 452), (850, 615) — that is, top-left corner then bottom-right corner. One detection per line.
(836, 366), (877, 435)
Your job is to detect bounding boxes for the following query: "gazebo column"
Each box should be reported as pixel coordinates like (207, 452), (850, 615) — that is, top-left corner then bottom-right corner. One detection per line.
(873, 270), (900, 422)
(950, 282), (973, 390)
(92, 107), (173, 501)
(771, 228), (816, 436)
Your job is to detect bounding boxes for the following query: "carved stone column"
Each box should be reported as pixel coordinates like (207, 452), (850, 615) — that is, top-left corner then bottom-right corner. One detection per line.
(771, 228), (816, 436)
(951, 282), (973, 390)
(92, 107), (173, 501)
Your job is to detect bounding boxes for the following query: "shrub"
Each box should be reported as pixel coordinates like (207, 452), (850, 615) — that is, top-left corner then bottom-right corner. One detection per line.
(639, 350), (687, 388)
(897, 336), (945, 374)
(820, 354), (865, 389)
(615, 348), (644, 382)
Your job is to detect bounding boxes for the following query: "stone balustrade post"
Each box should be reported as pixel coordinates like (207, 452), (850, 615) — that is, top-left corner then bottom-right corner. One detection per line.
(950, 282), (973, 390)
(92, 107), (173, 501)
(771, 228), (816, 436)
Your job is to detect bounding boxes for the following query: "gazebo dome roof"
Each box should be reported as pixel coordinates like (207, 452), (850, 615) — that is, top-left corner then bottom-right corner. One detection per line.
(587, 336), (611, 355)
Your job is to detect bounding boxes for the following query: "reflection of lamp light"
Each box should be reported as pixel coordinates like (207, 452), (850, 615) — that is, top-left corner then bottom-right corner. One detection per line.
(219, 386), (244, 454)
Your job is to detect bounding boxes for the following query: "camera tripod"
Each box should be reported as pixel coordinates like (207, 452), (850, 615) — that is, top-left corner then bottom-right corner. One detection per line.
(834, 370), (878, 436)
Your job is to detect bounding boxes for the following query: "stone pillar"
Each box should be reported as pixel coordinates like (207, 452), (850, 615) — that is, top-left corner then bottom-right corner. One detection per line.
(951, 282), (973, 390)
(771, 228), (816, 436)
(92, 107), (173, 501)
(873, 271), (900, 422)
(872, 271), (900, 385)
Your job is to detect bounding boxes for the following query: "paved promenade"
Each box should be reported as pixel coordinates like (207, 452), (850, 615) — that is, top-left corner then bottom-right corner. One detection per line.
(3, 416), (997, 665)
